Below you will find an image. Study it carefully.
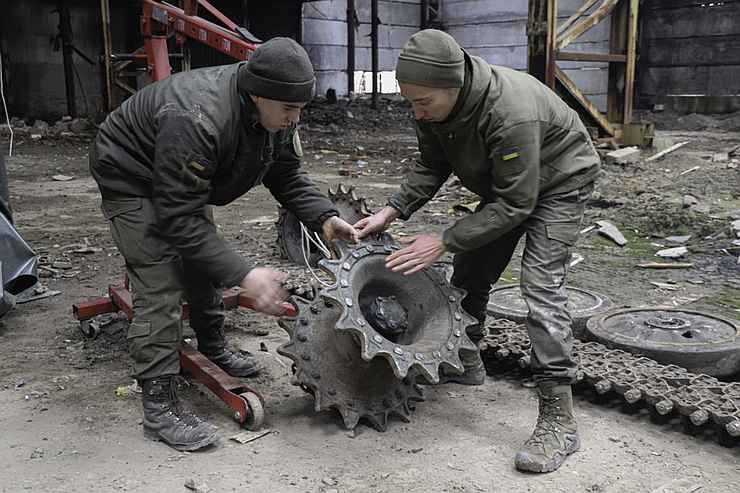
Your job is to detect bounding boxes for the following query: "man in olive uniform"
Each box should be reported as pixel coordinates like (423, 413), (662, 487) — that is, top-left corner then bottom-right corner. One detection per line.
(91, 37), (357, 451)
(355, 30), (600, 473)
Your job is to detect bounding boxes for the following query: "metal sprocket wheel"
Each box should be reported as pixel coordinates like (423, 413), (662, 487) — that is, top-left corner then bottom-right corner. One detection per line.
(278, 296), (425, 431)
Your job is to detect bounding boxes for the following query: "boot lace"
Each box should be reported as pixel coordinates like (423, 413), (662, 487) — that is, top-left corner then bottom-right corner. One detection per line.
(526, 394), (564, 449)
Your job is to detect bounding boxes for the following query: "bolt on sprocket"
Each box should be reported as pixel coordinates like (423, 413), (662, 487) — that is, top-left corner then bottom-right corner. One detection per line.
(277, 296), (425, 431)
(318, 239), (479, 384)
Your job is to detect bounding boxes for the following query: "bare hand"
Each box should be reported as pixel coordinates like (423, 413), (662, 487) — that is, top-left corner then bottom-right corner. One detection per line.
(240, 267), (290, 316)
(322, 216), (359, 244)
(354, 206), (400, 239)
(385, 234), (446, 275)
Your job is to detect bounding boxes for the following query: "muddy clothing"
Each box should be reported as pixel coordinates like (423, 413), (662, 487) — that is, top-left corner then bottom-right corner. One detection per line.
(92, 63), (338, 288)
(91, 63), (338, 379)
(390, 54), (600, 383)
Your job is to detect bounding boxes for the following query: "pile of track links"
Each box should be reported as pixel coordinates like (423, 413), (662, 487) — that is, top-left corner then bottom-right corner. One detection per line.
(480, 318), (740, 446)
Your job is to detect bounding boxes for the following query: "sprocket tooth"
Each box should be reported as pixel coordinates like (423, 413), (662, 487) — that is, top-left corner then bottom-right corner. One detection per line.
(339, 408), (361, 430)
(365, 412), (389, 432)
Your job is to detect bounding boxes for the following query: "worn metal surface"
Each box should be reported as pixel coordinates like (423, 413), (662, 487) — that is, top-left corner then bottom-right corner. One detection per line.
(276, 184), (371, 266)
(278, 295), (425, 431)
(480, 318), (740, 444)
(585, 308), (740, 378)
(486, 284), (612, 339)
(318, 239), (479, 384)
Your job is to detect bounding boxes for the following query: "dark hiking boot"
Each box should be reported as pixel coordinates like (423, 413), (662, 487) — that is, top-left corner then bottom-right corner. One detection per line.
(439, 350), (485, 385)
(141, 375), (220, 451)
(201, 348), (260, 378)
(514, 382), (580, 473)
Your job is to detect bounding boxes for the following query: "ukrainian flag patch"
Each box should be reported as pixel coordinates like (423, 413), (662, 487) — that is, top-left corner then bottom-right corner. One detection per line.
(500, 146), (521, 161)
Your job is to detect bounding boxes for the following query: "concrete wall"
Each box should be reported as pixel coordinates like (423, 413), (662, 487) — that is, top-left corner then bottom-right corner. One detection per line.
(443, 0), (610, 112)
(0, 0), (131, 121)
(302, 0), (421, 97)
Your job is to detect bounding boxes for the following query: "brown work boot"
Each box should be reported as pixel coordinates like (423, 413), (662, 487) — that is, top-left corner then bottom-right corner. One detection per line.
(439, 350), (485, 385)
(141, 375), (220, 451)
(514, 382), (580, 473)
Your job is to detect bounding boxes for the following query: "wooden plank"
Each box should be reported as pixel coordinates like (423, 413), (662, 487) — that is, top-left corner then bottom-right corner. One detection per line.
(642, 35), (740, 67)
(557, 0), (619, 50)
(623, 0), (638, 124)
(555, 65), (615, 135)
(645, 141), (689, 162)
(640, 2), (740, 39)
(556, 0), (600, 35)
(607, 0), (627, 124)
(639, 65), (740, 97)
(556, 50), (625, 62)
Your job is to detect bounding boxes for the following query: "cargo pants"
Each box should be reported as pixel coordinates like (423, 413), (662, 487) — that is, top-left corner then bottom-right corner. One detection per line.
(451, 182), (594, 383)
(101, 194), (229, 381)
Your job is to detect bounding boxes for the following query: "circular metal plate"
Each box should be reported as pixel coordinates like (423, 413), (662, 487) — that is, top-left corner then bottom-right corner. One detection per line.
(585, 308), (740, 378)
(486, 284), (612, 338)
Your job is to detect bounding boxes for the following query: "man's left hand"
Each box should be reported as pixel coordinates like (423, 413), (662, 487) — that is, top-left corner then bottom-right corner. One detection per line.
(386, 234), (445, 275)
(322, 216), (359, 244)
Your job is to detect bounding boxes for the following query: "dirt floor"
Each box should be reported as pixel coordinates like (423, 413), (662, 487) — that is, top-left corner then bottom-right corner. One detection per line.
(1, 100), (739, 492)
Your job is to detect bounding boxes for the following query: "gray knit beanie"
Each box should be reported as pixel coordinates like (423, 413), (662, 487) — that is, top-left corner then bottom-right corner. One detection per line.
(396, 29), (464, 88)
(238, 37), (315, 102)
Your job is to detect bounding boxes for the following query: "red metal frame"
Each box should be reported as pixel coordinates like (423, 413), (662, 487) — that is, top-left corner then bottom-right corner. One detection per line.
(140, 0), (258, 81)
(73, 285), (295, 428)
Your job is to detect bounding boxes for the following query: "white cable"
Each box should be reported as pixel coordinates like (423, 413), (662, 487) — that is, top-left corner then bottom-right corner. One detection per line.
(299, 221), (332, 287)
(0, 51), (13, 157)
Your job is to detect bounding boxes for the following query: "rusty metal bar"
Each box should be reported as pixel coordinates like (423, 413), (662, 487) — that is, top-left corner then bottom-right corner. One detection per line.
(555, 50), (626, 63)
(555, 65), (615, 136)
(371, 0), (379, 109)
(347, 0), (356, 96)
(623, 0), (639, 124)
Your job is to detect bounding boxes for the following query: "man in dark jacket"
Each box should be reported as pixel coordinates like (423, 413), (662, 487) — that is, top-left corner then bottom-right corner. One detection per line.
(91, 37), (357, 451)
(355, 30), (600, 473)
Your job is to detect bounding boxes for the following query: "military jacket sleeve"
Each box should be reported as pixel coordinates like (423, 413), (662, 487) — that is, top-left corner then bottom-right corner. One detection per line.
(262, 129), (339, 231)
(442, 121), (541, 253)
(151, 107), (251, 287)
(388, 125), (452, 219)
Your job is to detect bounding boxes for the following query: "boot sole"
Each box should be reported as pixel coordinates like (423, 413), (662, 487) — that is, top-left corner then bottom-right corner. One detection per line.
(143, 427), (220, 452)
(514, 434), (581, 473)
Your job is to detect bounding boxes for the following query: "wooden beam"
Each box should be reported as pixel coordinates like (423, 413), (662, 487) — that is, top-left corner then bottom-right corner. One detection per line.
(555, 65), (615, 136)
(556, 0), (600, 36)
(607, 0), (628, 123)
(557, 0), (620, 50)
(556, 50), (626, 62)
(546, 0), (557, 88)
(623, 0), (639, 124)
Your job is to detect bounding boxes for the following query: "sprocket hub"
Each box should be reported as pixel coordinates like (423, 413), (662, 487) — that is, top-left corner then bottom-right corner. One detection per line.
(318, 240), (479, 384)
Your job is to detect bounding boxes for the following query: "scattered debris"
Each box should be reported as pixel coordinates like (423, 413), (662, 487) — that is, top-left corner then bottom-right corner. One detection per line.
(30, 448), (45, 459)
(569, 253), (585, 268)
(638, 262), (693, 269)
(321, 477), (338, 487)
(229, 428), (273, 445)
(682, 195), (699, 209)
(15, 285), (62, 304)
(678, 165), (700, 176)
(605, 146), (640, 165)
(115, 380), (142, 398)
(650, 281), (679, 291)
(51, 174), (74, 182)
(712, 152), (729, 163)
(664, 235), (691, 244)
(580, 225), (597, 235)
(649, 478), (703, 493)
(184, 478), (208, 493)
(595, 220), (628, 246)
(452, 201), (480, 214)
(645, 141), (689, 162)
(656, 246), (689, 258)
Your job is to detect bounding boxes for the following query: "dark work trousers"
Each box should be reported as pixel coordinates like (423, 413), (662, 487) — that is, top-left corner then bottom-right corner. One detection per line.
(101, 195), (227, 380)
(451, 182), (594, 383)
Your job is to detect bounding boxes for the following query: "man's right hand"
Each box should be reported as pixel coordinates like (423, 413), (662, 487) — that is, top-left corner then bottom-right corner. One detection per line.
(240, 267), (290, 316)
(354, 206), (401, 239)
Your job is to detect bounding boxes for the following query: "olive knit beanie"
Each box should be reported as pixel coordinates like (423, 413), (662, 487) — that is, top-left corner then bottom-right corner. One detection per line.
(395, 29), (465, 88)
